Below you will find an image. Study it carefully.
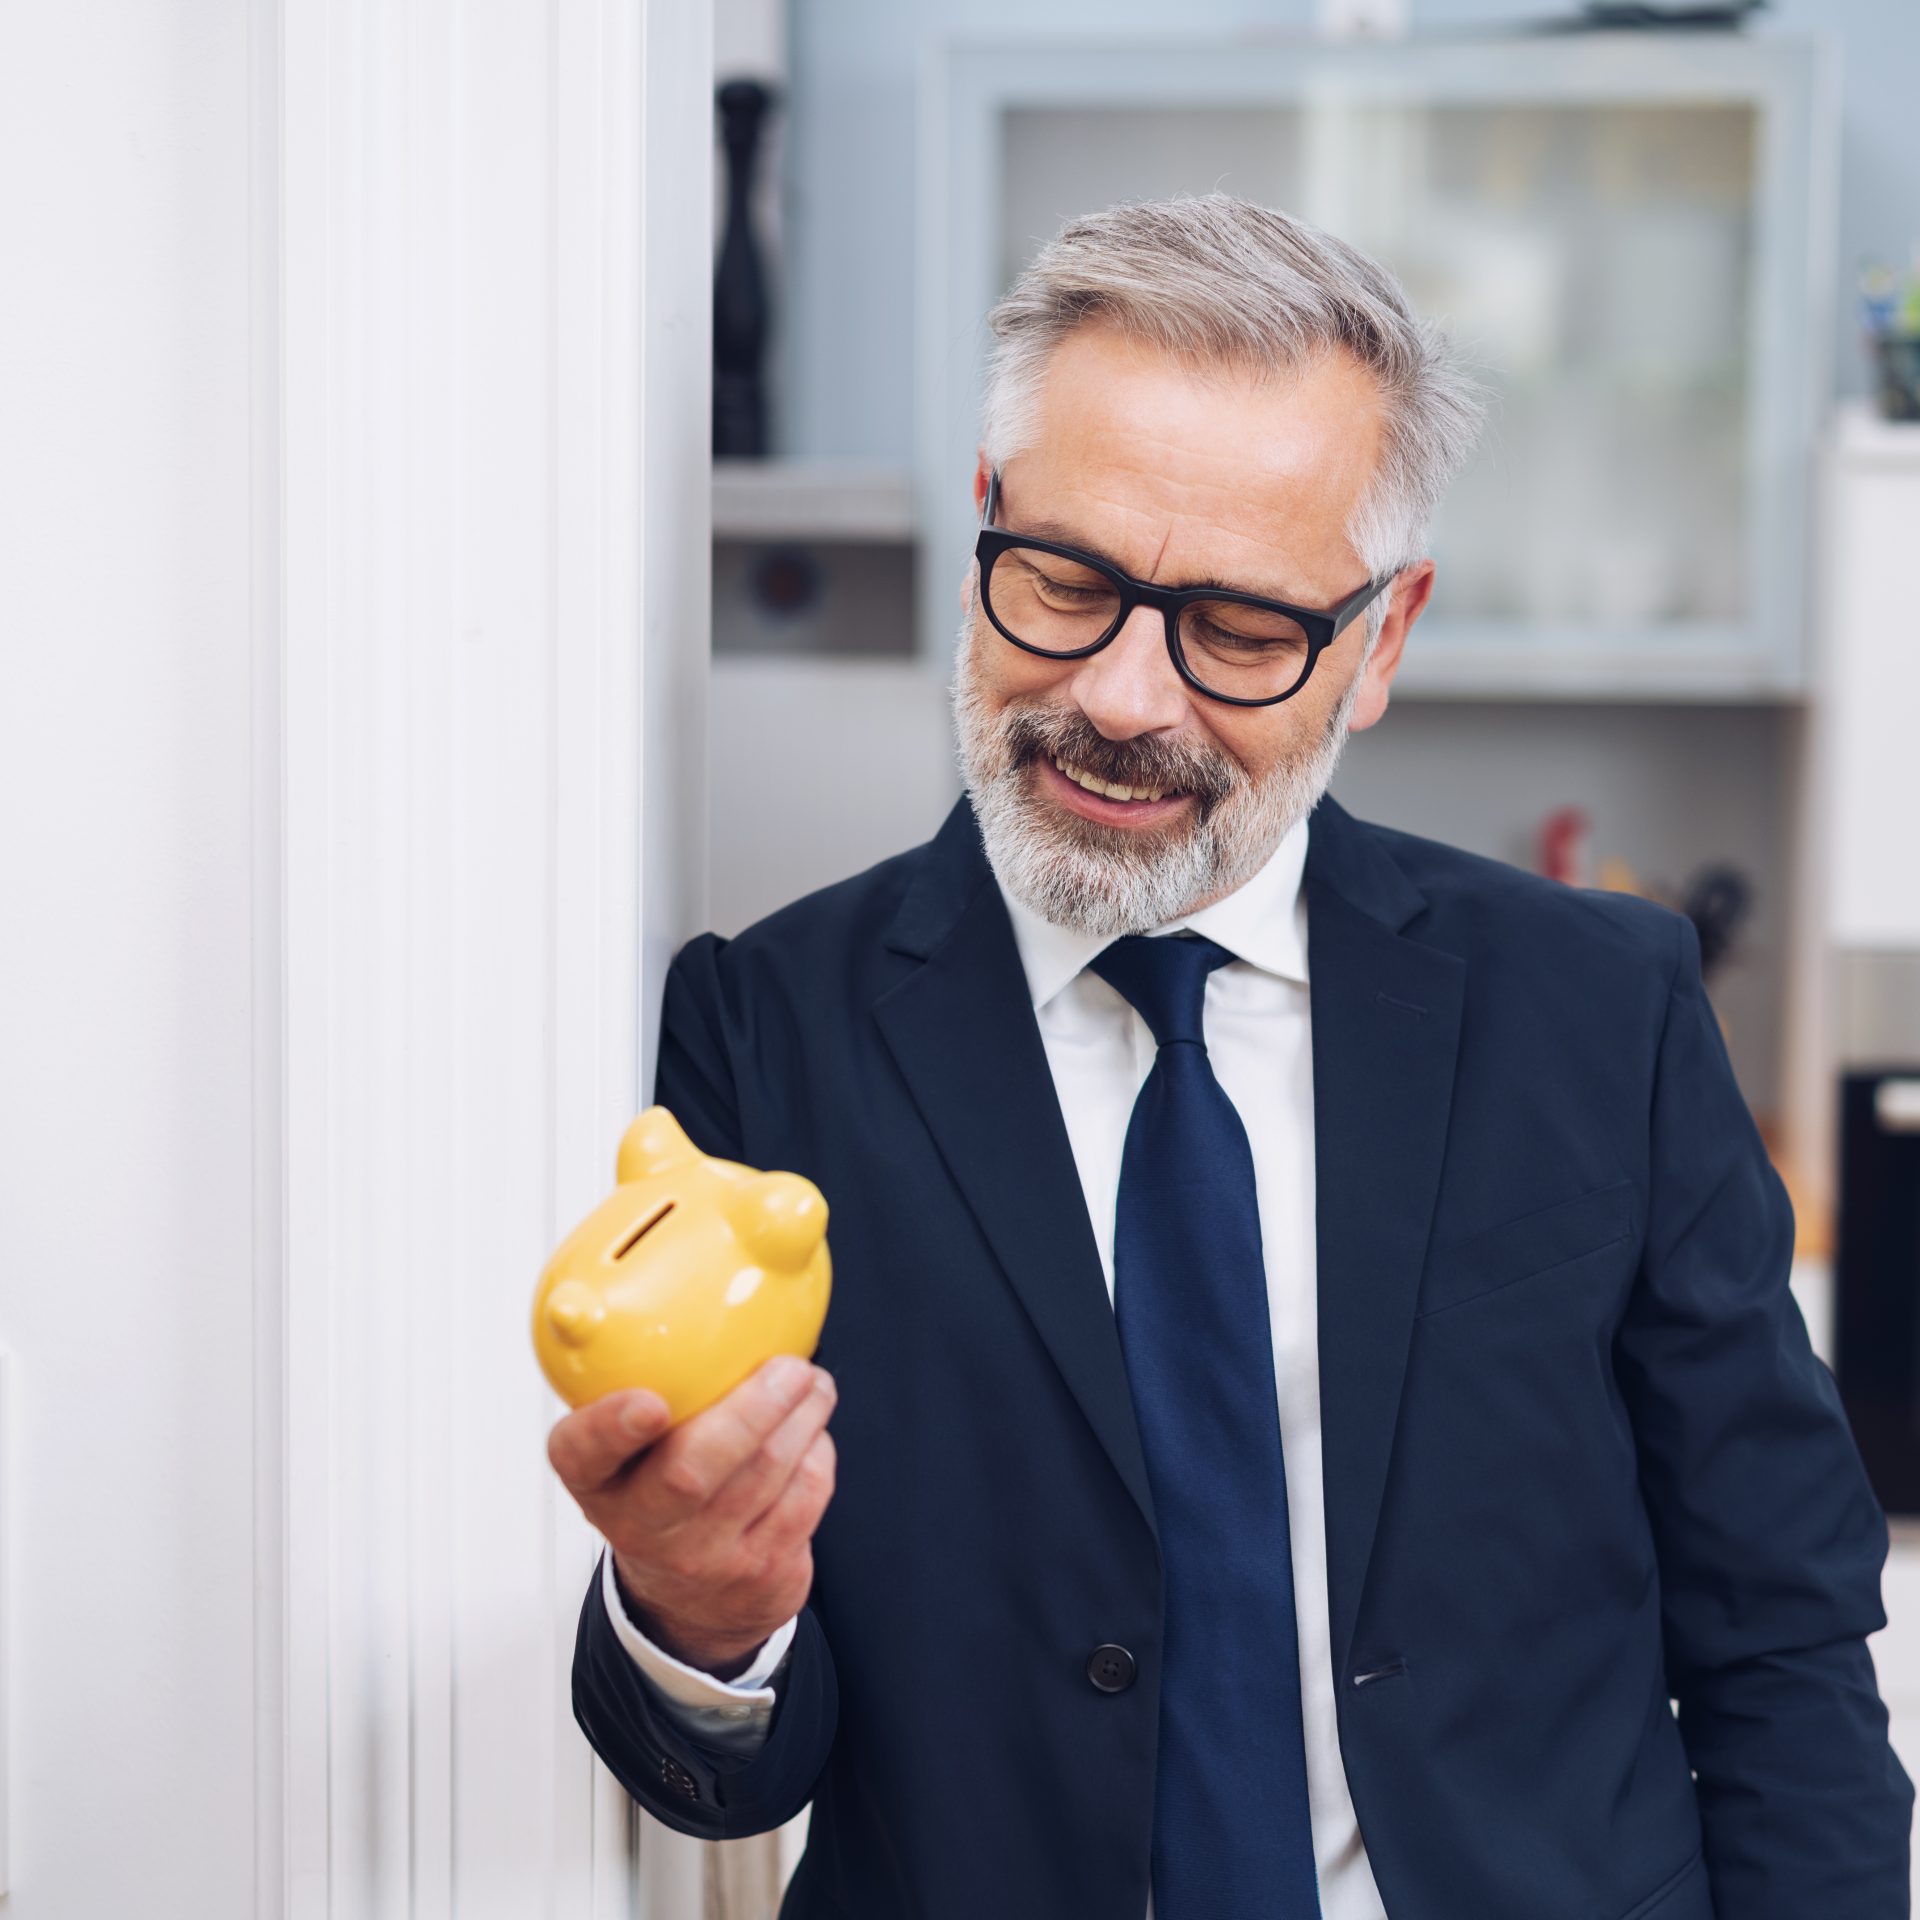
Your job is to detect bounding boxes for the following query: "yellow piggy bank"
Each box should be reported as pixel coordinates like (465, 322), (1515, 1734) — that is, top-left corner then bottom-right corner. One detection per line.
(532, 1106), (831, 1424)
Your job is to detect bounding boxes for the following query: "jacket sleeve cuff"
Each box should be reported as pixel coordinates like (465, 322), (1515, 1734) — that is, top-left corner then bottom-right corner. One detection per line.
(597, 1548), (795, 1745)
(573, 1561), (838, 1837)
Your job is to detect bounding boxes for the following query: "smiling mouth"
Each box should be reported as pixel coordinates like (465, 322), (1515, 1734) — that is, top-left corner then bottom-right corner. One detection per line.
(1049, 753), (1179, 804)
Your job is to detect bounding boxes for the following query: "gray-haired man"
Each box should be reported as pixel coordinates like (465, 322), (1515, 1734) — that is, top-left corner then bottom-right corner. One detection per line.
(553, 195), (1911, 1919)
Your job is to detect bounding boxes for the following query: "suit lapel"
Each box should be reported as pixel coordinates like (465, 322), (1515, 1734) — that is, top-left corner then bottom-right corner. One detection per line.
(1305, 796), (1465, 1681)
(873, 801), (1159, 1541)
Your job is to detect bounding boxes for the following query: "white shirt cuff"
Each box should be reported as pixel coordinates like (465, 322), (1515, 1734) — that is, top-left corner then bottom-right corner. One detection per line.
(598, 1547), (796, 1726)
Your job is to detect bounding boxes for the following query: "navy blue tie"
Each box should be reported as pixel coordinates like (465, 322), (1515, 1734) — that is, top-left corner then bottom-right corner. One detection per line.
(1088, 932), (1321, 1918)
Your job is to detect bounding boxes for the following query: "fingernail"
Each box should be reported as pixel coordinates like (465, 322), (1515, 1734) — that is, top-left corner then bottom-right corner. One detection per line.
(766, 1354), (810, 1400)
(621, 1391), (668, 1435)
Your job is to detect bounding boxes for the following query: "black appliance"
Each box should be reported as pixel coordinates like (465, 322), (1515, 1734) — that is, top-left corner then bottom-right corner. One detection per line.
(1834, 1067), (1920, 1516)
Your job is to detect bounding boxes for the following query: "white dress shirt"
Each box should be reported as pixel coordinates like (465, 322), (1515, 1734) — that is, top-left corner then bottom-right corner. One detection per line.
(600, 810), (1388, 1918)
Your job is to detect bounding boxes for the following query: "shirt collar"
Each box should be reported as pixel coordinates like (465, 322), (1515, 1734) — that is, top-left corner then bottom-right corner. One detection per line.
(999, 809), (1312, 1013)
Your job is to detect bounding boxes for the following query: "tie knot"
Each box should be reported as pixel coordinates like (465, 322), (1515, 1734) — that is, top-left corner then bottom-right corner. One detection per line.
(1088, 932), (1235, 1049)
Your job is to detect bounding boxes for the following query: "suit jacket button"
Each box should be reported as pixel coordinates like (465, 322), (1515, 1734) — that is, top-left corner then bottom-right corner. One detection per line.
(1087, 1644), (1136, 1693)
(661, 1756), (701, 1799)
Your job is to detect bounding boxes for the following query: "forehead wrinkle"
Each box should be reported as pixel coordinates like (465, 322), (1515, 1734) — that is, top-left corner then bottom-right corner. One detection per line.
(1007, 478), (1333, 605)
(1018, 329), (1385, 585)
(1044, 423), (1344, 571)
(1060, 383), (1371, 515)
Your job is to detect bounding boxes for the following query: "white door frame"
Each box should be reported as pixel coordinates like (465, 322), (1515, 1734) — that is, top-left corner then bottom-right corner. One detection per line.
(256, 1), (713, 1911)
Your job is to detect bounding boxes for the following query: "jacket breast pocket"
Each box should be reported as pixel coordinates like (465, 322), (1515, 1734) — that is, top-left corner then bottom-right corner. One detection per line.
(1416, 1178), (1637, 1320)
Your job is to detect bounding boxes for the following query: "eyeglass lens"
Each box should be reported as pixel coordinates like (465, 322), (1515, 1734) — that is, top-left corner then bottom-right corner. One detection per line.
(984, 544), (1314, 702)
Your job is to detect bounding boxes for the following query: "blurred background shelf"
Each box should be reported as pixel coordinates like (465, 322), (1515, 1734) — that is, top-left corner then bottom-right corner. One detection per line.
(713, 459), (914, 541)
(1832, 395), (1920, 467)
(1385, 641), (1812, 703)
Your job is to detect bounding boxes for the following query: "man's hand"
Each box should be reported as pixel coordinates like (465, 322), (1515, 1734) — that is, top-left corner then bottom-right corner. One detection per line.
(548, 1353), (838, 1680)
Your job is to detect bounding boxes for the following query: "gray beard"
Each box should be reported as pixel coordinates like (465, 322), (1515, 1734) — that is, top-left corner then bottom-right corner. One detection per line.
(948, 609), (1362, 939)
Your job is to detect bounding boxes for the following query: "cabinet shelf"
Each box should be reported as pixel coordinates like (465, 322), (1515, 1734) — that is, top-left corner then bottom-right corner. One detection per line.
(713, 461), (914, 543)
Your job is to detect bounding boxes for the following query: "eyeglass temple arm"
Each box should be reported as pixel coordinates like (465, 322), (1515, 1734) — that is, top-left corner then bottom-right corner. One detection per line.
(1331, 569), (1395, 635)
(980, 466), (1000, 526)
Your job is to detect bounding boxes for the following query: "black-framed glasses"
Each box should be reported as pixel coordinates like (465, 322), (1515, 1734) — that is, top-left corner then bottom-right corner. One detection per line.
(973, 467), (1390, 708)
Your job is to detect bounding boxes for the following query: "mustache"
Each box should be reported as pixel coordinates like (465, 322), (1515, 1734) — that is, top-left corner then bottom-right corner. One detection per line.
(999, 705), (1238, 813)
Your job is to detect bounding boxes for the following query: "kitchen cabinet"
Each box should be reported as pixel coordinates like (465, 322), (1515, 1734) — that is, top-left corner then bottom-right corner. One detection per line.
(920, 30), (1836, 698)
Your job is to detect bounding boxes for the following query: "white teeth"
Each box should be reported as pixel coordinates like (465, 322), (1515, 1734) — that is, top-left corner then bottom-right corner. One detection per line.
(1052, 755), (1169, 803)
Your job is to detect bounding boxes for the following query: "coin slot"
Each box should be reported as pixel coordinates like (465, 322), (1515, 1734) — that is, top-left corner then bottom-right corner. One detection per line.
(613, 1201), (675, 1261)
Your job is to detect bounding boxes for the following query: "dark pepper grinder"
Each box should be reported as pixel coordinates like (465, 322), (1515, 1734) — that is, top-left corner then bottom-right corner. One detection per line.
(714, 78), (776, 458)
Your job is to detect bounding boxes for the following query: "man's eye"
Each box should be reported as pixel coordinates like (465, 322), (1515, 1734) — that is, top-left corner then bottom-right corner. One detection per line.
(1187, 607), (1310, 654)
(1193, 620), (1289, 651)
(1034, 576), (1105, 602)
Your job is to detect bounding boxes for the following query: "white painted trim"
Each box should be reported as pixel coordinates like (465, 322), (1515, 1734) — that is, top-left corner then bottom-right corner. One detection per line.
(275, 0), (331, 1899)
(266, 0), (712, 1912)
(635, 6), (718, 1901)
(250, 0), (288, 1911)
(0, 1350), (11, 1897)
(639, 0), (718, 1099)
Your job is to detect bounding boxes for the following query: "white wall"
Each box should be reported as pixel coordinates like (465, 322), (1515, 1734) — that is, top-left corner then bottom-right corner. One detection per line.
(0, 3), (259, 1911)
(709, 659), (957, 936)
(0, 2), (716, 1914)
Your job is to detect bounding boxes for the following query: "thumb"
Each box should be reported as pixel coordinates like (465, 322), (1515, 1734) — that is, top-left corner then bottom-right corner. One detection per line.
(548, 1386), (673, 1493)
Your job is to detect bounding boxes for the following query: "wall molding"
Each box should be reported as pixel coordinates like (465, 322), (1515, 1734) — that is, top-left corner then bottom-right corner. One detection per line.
(262, 2), (712, 1913)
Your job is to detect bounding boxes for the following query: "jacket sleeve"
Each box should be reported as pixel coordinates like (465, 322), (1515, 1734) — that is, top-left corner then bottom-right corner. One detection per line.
(599, 1545), (793, 1757)
(568, 931), (841, 1836)
(1614, 911), (1913, 1916)
(573, 1566), (838, 1838)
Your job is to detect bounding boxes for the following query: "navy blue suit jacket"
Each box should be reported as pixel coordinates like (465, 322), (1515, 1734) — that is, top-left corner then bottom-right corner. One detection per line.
(573, 791), (1912, 1918)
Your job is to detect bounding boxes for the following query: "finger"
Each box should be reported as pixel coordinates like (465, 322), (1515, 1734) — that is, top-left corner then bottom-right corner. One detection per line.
(743, 1428), (836, 1558)
(547, 1388), (672, 1496)
(700, 1368), (837, 1532)
(637, 1355), (822, 1525)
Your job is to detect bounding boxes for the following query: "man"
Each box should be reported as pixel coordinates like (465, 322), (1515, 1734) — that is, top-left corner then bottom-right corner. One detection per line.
(551, 195), (1913, 1917)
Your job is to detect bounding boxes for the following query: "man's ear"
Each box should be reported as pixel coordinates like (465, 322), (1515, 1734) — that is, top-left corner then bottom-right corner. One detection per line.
(1347, 560), (1437, 734)
(961, 449), (994, 612)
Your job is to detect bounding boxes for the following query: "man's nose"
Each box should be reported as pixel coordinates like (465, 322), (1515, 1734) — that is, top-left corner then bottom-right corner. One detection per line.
(1067, 604), (1191, 740)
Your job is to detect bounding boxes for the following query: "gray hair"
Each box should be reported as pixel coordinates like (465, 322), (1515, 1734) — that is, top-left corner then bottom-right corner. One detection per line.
(981, 193), (1487, 649)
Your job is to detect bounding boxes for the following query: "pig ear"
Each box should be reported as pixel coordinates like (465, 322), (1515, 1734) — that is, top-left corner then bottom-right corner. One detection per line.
(615, 1106), (698, 1184)
(727, 1172), (829, 1271)
(543, 1279), (605, 1348)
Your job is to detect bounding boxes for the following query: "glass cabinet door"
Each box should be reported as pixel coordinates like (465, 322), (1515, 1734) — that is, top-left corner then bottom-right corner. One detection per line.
(924, 34), (1830, 697)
